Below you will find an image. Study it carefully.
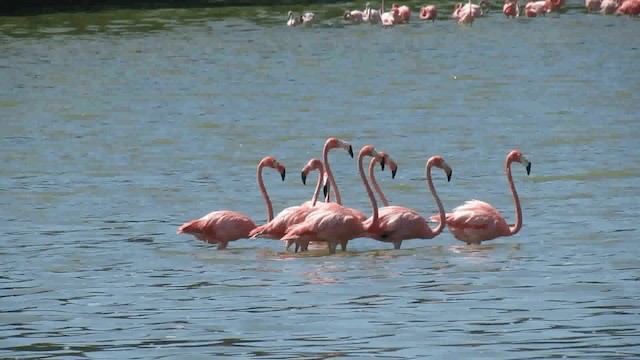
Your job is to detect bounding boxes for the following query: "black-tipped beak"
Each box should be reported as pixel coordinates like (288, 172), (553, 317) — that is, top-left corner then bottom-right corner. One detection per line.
(281, 168), (286, 181)
(391, 168), (397, 179)
(447, 170), (452, 182)
(323, 182), (328, 199)
(380, 156), (385, 171)
(526, 162), (531, 176)
(348, 146), (354, 158)
(301, 171), (307, 185)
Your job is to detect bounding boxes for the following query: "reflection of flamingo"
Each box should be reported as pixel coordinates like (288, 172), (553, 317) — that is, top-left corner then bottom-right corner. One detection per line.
(249, 158), (326, 241)
(431, 150), (531, 245)
(281, 145), (385, 254)
(177, 156), (286, 249)
(419, 5), (439, 22)
(366, 156), (452, 249)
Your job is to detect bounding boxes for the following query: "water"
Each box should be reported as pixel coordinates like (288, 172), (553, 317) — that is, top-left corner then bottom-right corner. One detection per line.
(1, 2), (639, 358)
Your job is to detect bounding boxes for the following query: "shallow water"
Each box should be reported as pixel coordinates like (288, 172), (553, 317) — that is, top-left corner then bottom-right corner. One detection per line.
(1, 3), (640, 359)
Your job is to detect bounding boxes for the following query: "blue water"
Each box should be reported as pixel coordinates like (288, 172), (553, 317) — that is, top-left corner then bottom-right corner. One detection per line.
(1, 3), (639, 359)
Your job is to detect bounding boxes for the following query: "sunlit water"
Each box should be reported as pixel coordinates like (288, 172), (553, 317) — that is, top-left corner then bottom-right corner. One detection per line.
(1, 2), (639, 358)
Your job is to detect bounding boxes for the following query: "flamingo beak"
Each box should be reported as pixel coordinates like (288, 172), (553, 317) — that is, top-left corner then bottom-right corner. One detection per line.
(380, 156), (386, 171)
(447, 169), (452, 182)
(525, 162), (531, 176)
(391, 167), (397, 179)
(323, 182), (328, 199)
(348, 145), (354, 158)
(301, 171), (307, 185)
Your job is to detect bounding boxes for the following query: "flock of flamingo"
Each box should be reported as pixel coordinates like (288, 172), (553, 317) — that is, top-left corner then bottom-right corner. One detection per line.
(177, 137), (532, 254)
(286, 0), (639, 27)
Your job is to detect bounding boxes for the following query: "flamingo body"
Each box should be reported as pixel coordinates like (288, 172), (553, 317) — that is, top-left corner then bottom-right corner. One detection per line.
(617, 0), (640, 15)
(503, 0), (520, 17)
(177, 211), (256, 249)
(600, 0), (618, 13)
(420, 5), (438, 21)
(585, 0), (602, 12)
(344, 10), (365, 23)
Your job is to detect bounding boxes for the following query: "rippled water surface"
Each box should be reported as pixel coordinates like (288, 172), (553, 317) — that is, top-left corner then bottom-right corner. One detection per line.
(1, 2), (639, 359)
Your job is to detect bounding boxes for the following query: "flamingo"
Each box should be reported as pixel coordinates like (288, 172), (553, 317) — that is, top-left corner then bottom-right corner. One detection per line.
(369, 152), (398, 208)
(380, 0), (397, 27)
(419, 5), (438, 22)
(617, 0), (640, 15)
(248, 158), (327, 242)
(363, 2), (382, 23)
(545, 0), (565, 12)
(430, 150), (531, 245)
(457, 0), (478, 24)
(365, 155), (452, 249)
(177, 156), (286, 250)
(286, 11), (301, 27)
(600, 0), (618, 13)
(453, 0), (489, 19)
(586, 0), (603, 12)
(503, 0), (520, 17)
(301, 12), (316, 26)
(344, 9), (365, 23)
(281, 145), (385, 254)
(392, 4), (412, 23)
(525, 0), (548, 16)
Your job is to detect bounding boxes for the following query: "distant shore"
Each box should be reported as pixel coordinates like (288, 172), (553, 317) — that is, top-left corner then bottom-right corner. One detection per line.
(1, 0), (343, 15)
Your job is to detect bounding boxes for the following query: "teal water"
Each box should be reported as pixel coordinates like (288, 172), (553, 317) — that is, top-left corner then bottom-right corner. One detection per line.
(1, 3), (639, 359)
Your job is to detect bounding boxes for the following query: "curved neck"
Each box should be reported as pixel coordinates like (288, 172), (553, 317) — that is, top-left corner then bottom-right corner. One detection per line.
(369, 158), (389, 207)
(322, 143), (342, 205)
(358, 152), (378, 229)
(257, 163), (274, 222)
(426, 161), (446, 235)
(310, 166), (324, 207)
(506, 159), (523, 235)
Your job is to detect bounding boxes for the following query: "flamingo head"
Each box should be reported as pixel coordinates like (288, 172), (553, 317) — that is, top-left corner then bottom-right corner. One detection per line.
(507, 150), (532, 175)
(261, 156), (286, 181)
(344, 11), (351, 20)
(379, 151), (398, 178)
(301, 158), (324, 185)
(287, 10), (293, 18)
(429, 156), (453, 182)
(325, 137), (354, 158)
(359, 145), (386, 171)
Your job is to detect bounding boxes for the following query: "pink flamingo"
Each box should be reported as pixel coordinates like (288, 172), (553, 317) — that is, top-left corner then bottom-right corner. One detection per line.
(617, 0), (640, 15)
(381, 0), (397, 27)
(392, 4), (412, 23)
(363, 2), (382, 24)
(344, 9), (365, 23)
(453, 0), (489, 20)
(365, 156), (452, 249)
(545, 0), (565, 12)
(248, 158), (326, 242)
(419, 5), (438, 22)
(177, 156), (286, 249)
(369, 152), (398, 208)
(503, 0), (520, 17)
(525, 0), (548, 16)
(457, 0), (478, 24)
(281, 145), (385, 254)
(430, 150), (531, 245)
(600, 0), (618, 13)
(585, 0), (603, 12)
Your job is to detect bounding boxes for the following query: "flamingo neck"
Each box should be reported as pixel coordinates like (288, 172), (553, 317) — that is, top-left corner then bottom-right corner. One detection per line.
(358, 152), (379, 230)
(322, 143), (342, 205)
(506, 158), (523, 235)
(369, 158), (389, 207)
(310, 165), (324, 207)
(426, 161), (446, 236)
(257, 163), (274, 222)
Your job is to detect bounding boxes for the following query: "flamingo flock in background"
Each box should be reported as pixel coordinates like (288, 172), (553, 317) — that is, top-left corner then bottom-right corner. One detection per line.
(177, 137), (533, 255)
(289, 0), (638, 28)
